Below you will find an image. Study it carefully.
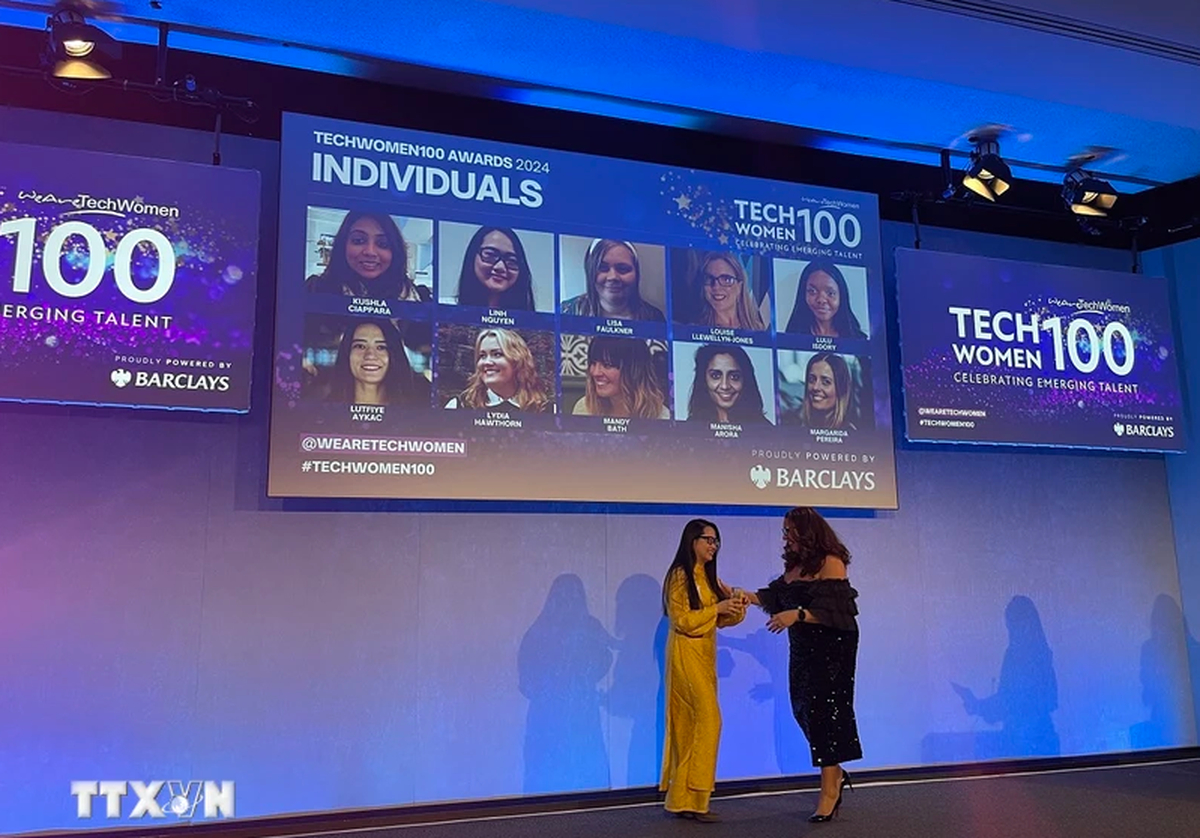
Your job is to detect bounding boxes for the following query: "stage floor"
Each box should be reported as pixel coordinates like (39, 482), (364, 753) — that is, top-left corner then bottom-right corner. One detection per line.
(295, 758), (1200, 838)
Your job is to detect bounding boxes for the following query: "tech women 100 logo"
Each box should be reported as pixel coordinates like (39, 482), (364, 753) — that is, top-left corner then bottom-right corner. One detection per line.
(0, 139), (261, 413)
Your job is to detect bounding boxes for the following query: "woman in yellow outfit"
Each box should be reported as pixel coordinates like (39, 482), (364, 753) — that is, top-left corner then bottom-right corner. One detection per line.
(660, 518), (748, 822)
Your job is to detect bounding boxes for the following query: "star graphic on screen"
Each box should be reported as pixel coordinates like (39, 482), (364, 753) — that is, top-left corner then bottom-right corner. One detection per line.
(718, 233), (728, 245)
(103, 230), (120, 244)
(674, 194), (692, 210)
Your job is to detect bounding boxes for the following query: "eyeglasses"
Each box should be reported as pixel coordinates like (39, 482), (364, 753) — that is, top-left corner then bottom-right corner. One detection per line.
(478, 247), (521, 272)
(697, 535), (720, 547)
(704, 274), (741, 288)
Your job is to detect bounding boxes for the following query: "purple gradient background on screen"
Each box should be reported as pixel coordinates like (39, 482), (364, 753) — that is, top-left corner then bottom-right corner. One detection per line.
(0, 141), (260, 411)
(895, 247), (1183, 451)
(0, 108), (1196, 835)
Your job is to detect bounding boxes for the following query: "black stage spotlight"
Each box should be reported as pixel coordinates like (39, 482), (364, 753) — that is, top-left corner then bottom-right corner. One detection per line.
(45, 7), (121, 79)
(962, 137), (1012, 202)
(1062, 169), (1118, 216)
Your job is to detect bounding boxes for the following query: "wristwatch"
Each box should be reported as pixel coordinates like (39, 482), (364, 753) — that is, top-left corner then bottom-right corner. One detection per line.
(796, 606), (805, 622)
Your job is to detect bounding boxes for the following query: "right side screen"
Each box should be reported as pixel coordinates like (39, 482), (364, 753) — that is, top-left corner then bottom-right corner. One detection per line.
(896, 247), (1185, 452)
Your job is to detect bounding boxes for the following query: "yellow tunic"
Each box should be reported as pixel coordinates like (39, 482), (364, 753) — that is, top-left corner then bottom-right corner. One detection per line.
(660, 566), (744, 814)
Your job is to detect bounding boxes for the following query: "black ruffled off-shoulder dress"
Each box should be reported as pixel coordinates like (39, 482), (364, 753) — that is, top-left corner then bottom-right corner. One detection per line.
(757, 577), (863, 767)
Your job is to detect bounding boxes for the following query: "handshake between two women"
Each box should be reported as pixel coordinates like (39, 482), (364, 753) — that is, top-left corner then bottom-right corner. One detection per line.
(718, 586), (805, 634)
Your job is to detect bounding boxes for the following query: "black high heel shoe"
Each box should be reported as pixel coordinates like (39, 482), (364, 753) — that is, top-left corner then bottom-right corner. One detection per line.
(807, 792), (842, 823)
(808, 770), (852, 823)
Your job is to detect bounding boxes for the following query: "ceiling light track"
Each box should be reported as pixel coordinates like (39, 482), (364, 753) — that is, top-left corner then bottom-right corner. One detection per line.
(960, 136), (1012, 201)
(0, 2), (1168, 228)
(0, 6), (261, 121)
(1063, 169), (1119, 217)
(891, 0), (1200, 67)
(44, 4), (121, 79)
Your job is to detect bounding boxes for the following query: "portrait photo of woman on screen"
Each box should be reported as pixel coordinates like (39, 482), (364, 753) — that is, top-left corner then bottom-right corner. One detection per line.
(777, 351), (871, 431)
(684, 343), (773, 425)
(454, 226), (537, 310)
(782, 259), (867, 339)
(675, 251), (767, 331)
(322, 318), (431, 407)
(305, 209), (432, 302)
(560, 238), (666, 322)
(443, 327), (554, 412)
(438, 222), (554, 311)
(801, 353), (854, 429)
(569, 336), (670, 419)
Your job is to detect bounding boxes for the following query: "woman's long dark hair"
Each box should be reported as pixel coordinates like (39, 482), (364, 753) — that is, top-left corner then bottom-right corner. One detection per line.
(456, 226), (536, 310)
(662, 518), (728, 614)
(802, 351), (853, 429)
(782, 506), (851, 577)
(584, 337), (666, 419)
(312, 211), (415, 299)
(686, 343), (768, 423)
(785, 259), (867, 338)
(328, 319), (428, 406)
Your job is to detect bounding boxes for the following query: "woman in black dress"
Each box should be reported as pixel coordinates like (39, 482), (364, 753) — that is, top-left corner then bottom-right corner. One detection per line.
(745, 506), (862, 822)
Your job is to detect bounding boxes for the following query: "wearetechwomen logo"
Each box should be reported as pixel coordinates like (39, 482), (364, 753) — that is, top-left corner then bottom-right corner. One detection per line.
(71, 780), (235, 820)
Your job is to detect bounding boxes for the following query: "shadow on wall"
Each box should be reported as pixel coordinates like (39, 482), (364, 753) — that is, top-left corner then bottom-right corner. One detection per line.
(1192, 616), (1200, 740)
(517, 574), (614, 794)
(608, 574), (668, 787)
(721, 628), (810, 774)
(1131, 594), (1200, 749)
(924, 595), (1061, 762)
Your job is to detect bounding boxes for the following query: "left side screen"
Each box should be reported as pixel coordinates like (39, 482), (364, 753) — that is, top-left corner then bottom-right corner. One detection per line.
(0, 141), (261, 412)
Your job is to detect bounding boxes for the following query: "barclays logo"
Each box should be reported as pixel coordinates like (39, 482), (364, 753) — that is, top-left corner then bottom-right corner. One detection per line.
(749, 464), (771, 489)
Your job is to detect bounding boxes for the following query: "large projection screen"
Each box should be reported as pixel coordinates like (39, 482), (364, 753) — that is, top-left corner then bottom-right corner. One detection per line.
(268, 113), (897, 507)
(896, 247), (1185, 452)
(0, 141), (261, 412)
